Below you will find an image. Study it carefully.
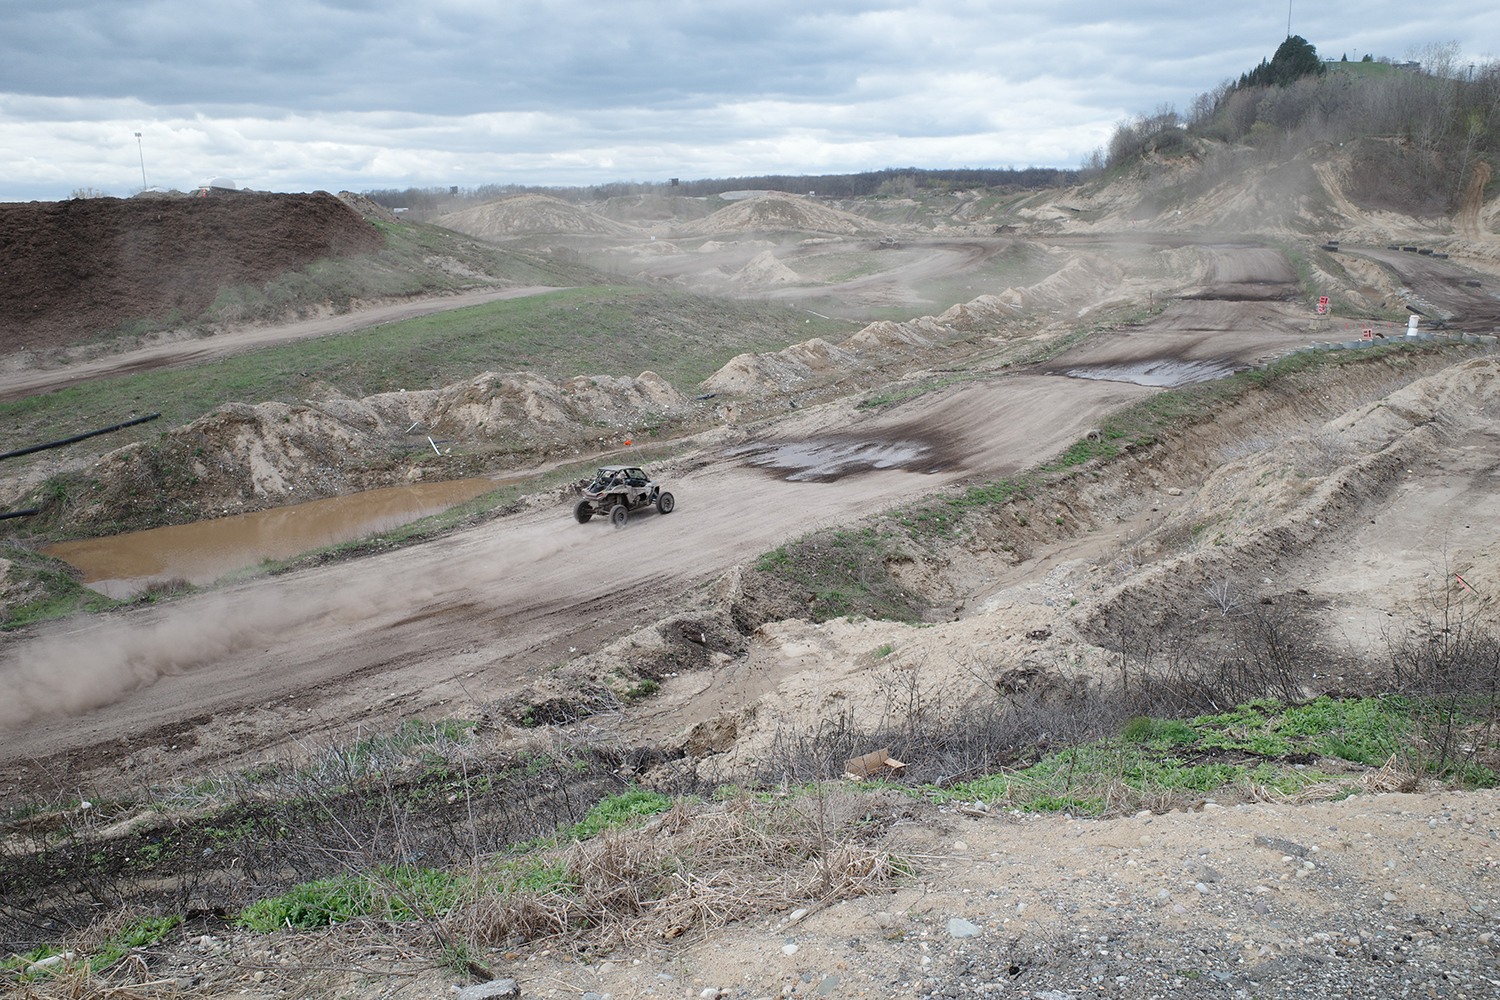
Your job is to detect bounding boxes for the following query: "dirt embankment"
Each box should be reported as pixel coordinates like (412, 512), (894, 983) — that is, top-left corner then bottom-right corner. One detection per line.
(494, 347), (1496, 783)
(37, 369), (699, 531)
(0, 192), (386, 350)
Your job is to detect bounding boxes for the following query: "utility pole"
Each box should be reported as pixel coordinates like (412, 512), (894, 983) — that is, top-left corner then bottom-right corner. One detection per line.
(1286, 0), (1292, 37)
(134, 131), (147, 191)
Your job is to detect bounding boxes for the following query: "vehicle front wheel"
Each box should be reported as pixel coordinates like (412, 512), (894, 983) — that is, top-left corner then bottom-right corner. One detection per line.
(574, 500), (594, 523)
(656, 491), (675, 514)
(609, 504), (628, 528)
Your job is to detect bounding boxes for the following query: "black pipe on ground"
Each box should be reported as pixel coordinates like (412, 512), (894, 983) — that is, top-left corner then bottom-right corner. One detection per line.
(0, 413), (161, 462)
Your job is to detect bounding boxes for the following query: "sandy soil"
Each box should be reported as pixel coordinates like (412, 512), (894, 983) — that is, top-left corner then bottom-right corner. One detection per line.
(0, 285), (565, 402)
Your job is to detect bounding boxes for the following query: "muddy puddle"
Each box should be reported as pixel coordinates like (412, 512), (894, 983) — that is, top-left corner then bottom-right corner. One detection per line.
(45, 478), (507, 599)
(1055, 357), (1243, 388)
(728, 436), (954, 482)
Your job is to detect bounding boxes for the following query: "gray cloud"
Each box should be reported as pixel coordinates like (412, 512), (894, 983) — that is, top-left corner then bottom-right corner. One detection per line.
(1, 1), (1496, 200)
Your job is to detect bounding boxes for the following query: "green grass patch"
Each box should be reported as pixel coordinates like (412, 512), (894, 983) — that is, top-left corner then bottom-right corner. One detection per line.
(5, 915), (184, 977)
(565, 788), (672, 841)
(0, 542), (121, 630)
(91, 914), (183, 971)
(756, 526), (924, 623)
(237, 790), (670, 930)
(0, 287), (846, 490)
(623, 678), (660, 702)
(237, 865), (474, 931)
(1191, 696), (1408, 766)
(932, 739), (1332, 815)
(927, 696), (1467, 816)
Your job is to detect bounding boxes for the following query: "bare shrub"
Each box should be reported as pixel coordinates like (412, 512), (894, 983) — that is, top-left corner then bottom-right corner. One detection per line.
(1384, 586), (1500, 778)
(453, 795), (903, 947)
(1294, 429), (1357, 475)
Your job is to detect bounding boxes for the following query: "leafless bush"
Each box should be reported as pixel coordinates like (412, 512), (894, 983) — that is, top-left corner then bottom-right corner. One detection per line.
(1090, 575), (1314, 716)
(1218, 435), (1276, 462)
(0, 732), (629, 956)
(453, 795), (902, 948)
(1384, 586), (1500, 776)
(1295, 430), (1357, 476)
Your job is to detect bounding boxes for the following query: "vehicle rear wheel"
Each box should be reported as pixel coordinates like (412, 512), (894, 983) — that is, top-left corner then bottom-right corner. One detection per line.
(609, 504), (628, 528)
(573, 500), (594, 523)
(656, 491), (675, 514)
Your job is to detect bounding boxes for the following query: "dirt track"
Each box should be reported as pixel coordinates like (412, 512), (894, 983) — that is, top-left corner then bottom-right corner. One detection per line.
(0, 374), (1149, 792)
(1344, 246), (1500, 329)
(0, 243), (1359, 798)
(0, 285), (564, 402)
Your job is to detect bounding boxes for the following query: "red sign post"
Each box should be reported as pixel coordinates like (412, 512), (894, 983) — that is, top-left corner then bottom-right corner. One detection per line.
(1317, 296), (1330, 315)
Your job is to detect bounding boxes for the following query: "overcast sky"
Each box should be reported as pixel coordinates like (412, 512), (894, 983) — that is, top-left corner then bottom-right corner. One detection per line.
(2, 1), (1497, 202)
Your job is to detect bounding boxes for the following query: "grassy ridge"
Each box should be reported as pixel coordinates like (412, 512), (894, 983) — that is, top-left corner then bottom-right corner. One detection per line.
(0, 287), (848, 476)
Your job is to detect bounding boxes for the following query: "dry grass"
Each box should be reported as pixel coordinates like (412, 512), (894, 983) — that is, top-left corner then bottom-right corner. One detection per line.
(11, 956), (189, 1000)
(452, 793), (905, 949)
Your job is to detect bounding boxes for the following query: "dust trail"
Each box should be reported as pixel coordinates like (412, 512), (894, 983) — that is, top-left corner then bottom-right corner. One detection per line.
(0, 520), (591, 730)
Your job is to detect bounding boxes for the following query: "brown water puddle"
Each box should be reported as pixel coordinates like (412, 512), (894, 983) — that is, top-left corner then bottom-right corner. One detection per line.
(45, 478), (506, 599)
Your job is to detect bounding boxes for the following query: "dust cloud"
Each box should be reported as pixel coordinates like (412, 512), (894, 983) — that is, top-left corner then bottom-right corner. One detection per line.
(0, 520), (588, 730)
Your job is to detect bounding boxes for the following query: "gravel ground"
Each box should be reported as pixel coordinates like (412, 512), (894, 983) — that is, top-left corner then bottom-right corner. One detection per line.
(130, 786), (1497, 999)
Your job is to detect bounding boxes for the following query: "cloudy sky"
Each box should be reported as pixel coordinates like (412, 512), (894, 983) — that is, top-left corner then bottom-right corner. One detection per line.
(2, 1), (1497, 202)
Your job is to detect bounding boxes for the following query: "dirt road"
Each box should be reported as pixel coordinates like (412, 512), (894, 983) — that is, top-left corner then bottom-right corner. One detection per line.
(0, 285), (565, 403)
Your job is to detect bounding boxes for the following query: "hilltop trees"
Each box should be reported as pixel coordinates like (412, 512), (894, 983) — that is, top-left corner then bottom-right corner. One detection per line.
(1238, 35), (1326, 89)
(1089, 35), (1500, 214)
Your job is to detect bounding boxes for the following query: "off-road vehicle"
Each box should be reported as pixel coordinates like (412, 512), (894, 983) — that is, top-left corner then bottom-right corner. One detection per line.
(572, 465), (675, 528)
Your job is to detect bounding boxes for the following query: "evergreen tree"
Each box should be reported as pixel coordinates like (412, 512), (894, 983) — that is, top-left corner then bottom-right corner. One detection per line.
(1238, 35), (1326, 89)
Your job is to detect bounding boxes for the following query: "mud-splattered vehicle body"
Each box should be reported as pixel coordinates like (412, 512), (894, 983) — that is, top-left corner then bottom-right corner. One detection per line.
(573, 465), (674, 527)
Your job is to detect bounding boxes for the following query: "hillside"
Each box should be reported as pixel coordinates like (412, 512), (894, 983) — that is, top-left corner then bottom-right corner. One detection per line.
(0, 191), (385, 349)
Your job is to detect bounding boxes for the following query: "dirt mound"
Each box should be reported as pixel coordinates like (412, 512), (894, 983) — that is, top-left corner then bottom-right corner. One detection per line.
(335, 190), (401, 224)
(1084, 353), (1500, 651)
(673, 194), (885, 238)
(71, 369), (695, 528)
(700, 255), (1128, 398)
(733, 249), (801, 288)
(0, 192), (385, 351)
(701, 338), (858, 395)
(435, 195), (633, 238)
(1019, 137), (1497, 244)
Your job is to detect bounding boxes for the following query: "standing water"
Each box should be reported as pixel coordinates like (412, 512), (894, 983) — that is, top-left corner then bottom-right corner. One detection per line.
(45, 478), (507, 599)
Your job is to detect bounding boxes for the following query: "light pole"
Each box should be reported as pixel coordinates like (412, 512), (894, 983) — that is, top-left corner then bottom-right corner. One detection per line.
(134, 132), (147, 191)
